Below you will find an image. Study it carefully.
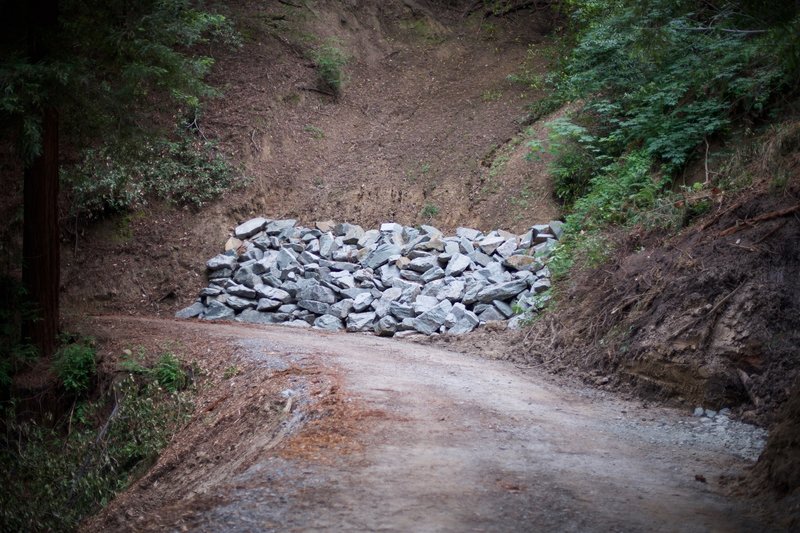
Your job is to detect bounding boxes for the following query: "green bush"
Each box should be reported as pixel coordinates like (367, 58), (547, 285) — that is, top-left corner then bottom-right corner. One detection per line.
(64, 134), (246, 219)
(54, 339), (96, 396)
(555, 0), (798, 177)
(154, 352), (188, 393)
(1, 344), (194, 532)
(0, 375), (192, 531)
(541, 0), (799, 279)
(419, 203), (440, 221)
(311, 39), (349, 93)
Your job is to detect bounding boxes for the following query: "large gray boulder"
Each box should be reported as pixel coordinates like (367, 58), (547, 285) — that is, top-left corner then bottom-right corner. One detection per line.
(413, 300), (453, 335)
(445, 253), (471, 276)
(346, 311), (377, 332)
(374, 315), (398, 337)
(266, 219), (297, 235)
(297, 284), (337, 304)
(254, 285), (291, 303)
(298, 299), (330, 315)
(478, 235), (505, 255)
(203, 300), (235, 320)
(448, 310), (480, 334)
(234, 217), (268, 239)
(476, 279), (529, 303)
(225, 295), (257, 311)
(314, 314), (344, 330)
(408, 255), (438, 272)
(207, 253), (238, 271)
(363, 244), (402, 270)
(175, 302), (205, 319)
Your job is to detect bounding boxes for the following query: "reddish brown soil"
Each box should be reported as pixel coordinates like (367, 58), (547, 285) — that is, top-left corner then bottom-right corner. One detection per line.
(57, 0), (560, 319)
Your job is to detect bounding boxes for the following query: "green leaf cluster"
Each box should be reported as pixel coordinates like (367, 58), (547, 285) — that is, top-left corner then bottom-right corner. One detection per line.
(0, 0), (239, 164)
(63, 134), (246, 218)
(54, 339), (97, 396)
(1, 357), (193, 530)
(554, 0), (799, 177)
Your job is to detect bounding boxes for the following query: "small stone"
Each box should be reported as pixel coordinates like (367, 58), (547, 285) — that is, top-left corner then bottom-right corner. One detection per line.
(693, 407), (705, 417)
(234, 217), (268, 239)
(413, 294), (440, 315)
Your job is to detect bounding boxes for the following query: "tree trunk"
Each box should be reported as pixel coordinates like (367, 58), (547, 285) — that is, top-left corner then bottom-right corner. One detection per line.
(21, 0), (61, 359)
(22, 107), (60, 359)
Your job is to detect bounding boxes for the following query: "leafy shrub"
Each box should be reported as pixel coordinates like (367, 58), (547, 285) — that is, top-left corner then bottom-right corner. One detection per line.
(54, 339), (96, 396)
(154, 352), (188, 393)
(64, 134), (246, 219)
(556, 0), (798, 176)
(419, 203), (440, 221)
(311, 39), (349, 94)
(1, 342), (194, 532)
(0, 375), (192, 531)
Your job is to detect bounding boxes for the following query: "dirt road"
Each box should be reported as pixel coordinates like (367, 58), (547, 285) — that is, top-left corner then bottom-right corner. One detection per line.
(91, 318), (767, 531)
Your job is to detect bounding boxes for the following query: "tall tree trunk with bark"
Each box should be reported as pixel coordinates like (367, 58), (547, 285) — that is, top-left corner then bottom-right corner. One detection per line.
(22, 108), (60, 359)
(22, 0), (60, 358)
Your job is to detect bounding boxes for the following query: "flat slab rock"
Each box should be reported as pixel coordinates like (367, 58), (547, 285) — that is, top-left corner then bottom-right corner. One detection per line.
(176, 218), (563, 337)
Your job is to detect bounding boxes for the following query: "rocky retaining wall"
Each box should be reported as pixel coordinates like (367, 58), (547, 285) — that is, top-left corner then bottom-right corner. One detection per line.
(175, 218), (563, 337)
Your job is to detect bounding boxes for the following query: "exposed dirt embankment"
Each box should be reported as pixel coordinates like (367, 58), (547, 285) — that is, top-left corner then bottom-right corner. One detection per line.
(59, 0), (560, 317)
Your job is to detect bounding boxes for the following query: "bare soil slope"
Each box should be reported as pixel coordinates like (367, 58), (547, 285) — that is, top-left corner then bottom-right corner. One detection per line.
(60, 0), (560, 317)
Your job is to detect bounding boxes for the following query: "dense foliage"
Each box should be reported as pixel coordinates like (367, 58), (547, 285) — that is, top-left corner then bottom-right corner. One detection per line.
(0, 0), (238, 163)
(0, 350), (192, 531)
(542, 0), (799, 271)
(550, 0), (799, 201)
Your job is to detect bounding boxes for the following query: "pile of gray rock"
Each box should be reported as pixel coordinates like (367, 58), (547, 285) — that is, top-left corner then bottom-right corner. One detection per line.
(175, 217), (564, 337)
